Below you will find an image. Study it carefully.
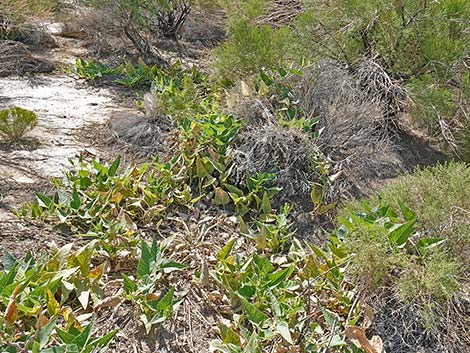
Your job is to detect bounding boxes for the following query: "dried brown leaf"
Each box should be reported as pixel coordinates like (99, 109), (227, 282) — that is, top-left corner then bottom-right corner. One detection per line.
(345, 326), (386, 353)
(4, 284), (21, 326)
(93, 296), (121, 312)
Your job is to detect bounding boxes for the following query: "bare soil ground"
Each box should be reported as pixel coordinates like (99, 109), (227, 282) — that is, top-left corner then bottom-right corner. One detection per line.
(0, 29), (141, 259)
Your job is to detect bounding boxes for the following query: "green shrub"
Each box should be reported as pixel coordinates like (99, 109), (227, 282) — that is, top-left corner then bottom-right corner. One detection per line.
(296, 0), (470, 72)
(150, 65), (215, 121)
(298, 0), (469, 148)
(366, 162), (470, 238)
(407, 74), (456, 131)
(0, 107), (38, 141)
(339, 162), (469, 327)
(213, 19), (295, 82)
(215, 0), (470, 153)
(214, 22), (293, 82)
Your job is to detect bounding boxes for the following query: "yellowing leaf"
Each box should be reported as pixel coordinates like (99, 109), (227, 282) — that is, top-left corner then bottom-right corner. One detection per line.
(214, 187), (230, 205)
(46, 287), (61, 316)
(310, 183), (324, 207)
(111, 192), (123, 203)
(4, 284), (21, 326)
(260, 192), (272, 214)
(241, 81), (251, 96)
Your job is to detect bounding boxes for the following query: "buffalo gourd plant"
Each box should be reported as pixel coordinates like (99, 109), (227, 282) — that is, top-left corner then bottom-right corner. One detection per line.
(0, 245), (116, 352)
(179, 112), (241, 190)
(217, 173), (281, 217)
(211, 210), (362, 352)
(0, 107), (37, 141)
(23, 156), (194, 233)
(121, 239), (187, 333)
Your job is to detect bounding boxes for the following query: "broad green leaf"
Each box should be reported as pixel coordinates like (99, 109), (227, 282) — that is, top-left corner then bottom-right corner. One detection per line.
(38, 318), (58, 349)
(417, 237), (447, 255)
(398, 200), (416, 221)
(71, 320), (94, 349)
(156, 287), (175, 315)
(137, 240), (155, 278)
(237, 285), (256, 298)
(252, 254), (274, 276)
(122, 274), (137, 294)
(327, 242), (348, 259)
(160, 260), (187, 273)
(276, 321), (293, 344)
(55, 327), (75, 345)
(259, 70), (273, 86)
(108, 156), (121, 177)
(219, 323), (241, 345)
(70, 188), (82, 210)
(266, 265), (294, 289)
(388, 220), (415, 248)
(90, 329), (119, 350)
(35, 192), (53, 208)
(239, 297), (268, 325)
(0, 266), (18, 293)
(2, 250), (18, 272)
(223, 184), (244, 197)
(218, 239), (236, 261)
(321, 307), (337, 328)
(268, 290), (281, 317)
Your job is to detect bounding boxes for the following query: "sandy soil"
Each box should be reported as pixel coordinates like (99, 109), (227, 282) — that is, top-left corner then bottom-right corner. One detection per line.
(0, 74), (138, 220)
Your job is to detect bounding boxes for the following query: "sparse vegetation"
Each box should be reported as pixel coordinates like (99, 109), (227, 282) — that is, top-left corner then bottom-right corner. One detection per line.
(1, 1), (470, 353)
(341, 163), (469, 350)
(0, 107), (37, 141)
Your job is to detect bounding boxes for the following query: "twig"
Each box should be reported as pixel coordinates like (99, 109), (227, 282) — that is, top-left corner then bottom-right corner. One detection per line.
(322, 316), (338, 353)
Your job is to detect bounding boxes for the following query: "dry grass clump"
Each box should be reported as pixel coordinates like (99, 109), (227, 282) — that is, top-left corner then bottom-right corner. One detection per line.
(296, 61), (403, 193)
(231, 116), (320, 204)
(368, 294), (447, 353)
(254, 0), (303, 28)
(353, 58), (408, 122)
(108, 96), (177, 160)
(0, 40), (54, 77)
